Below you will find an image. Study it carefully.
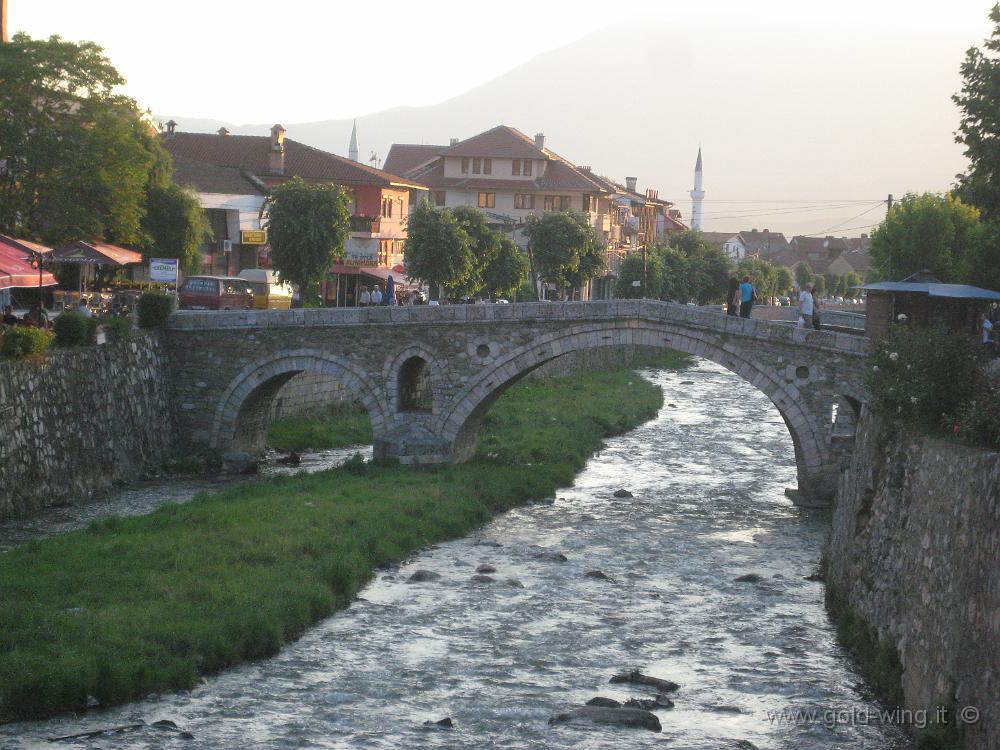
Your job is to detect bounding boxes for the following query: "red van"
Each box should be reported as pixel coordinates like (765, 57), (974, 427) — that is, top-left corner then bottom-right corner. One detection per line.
(178, 276), (254, 310)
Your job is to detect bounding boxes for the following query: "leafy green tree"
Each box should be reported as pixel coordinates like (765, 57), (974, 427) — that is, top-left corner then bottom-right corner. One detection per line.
(844, 272), (863, 298)
(869, 192), (988, 283)
(813, 275), (827, 297)
(737, 258), (779, 299)
(264, 177), (351, 300)
(793, 261), (815, 290)
(0, 34), (170, 246)
(524, 212), (604, 299)
(953, 4), (1000, 222)
(615, 251), (664, 299)
(449, 206), (498, 296)
(666, 232), (733, 304)
(142, 184), (211, 274)
(773, 266), (794, 296)
(658, 244), (693, 302)
(403, 201), (475, 299)
(481, 237), (528, 300)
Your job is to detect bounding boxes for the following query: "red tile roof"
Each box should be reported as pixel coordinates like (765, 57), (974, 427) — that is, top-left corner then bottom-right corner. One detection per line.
(383, 144), (444, 177)
(162, 132), (426, 189)
(440, 125), (549, 159)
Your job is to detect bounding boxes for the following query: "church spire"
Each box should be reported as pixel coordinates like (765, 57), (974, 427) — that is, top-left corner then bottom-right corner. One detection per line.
(689, 146), (705, 230)
(348, 120), (360, 162)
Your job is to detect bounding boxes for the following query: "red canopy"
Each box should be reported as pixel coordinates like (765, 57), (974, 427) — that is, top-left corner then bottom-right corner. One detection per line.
(52, 240), (143, 266)
(0, 236), (57, 289)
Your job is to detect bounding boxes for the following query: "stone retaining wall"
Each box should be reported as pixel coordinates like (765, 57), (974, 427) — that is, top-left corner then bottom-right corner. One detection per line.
(0, 334), (176, 519)
(828, 409), (1000, 749)
(270, 372), (356, 420)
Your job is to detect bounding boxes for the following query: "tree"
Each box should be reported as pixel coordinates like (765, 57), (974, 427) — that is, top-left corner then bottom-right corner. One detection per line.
(450, 206), (498, 296)
(264, 177), (351, 300)
(524, 212), (604, 299)
(737, 258), (779, 299)
(773, 266), (794, 296)
(869, 192), (989, 283)
(142, 184), (211, 274)
(658, 244), (693, 302)
(615, 251), (664, 299)
(844, 272), (863, 299)
(0, 34), (170, 246)
(813, 275), (827, 297)
(793, 261), (815, 290)
(481, 237), (528, 300)
(403, 201), (475, 299)
(953, 4), (1000, 222)
(666, 232), (733, 305)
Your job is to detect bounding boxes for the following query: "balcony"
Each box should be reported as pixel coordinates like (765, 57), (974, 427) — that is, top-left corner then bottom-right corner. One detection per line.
(350, 215), (382, 234)
(586, 211), (611, 232)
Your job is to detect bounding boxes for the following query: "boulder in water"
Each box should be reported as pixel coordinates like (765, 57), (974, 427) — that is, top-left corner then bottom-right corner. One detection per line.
(625, 694), (675, 710)
(475, 564), (497, 574)
(535, 551), (568, 563)
(423, 717), (454, 729)
(681, 380), (695, 385)
(613, 489), (634, 498)
(609, 669), (680, 693)
(470, 574), (496, 584)
(504, 578), (525, 589)
(406, 570), (441, 583)
(221, 452), (258, 475)
(586, 697), (621, 708)
(549, 706), (661, 732)
(277, 452), (301, 466)
(734, 573), (763, 583)
(585, 570), (615, 582)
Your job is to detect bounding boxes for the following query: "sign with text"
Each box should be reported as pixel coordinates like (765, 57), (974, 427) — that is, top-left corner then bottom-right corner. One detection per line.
(241, 230), (267, 245)
(149, 258), (179, 284)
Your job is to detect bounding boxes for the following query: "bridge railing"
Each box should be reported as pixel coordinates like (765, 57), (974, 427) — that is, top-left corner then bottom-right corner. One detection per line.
(166, 300), (868, 356)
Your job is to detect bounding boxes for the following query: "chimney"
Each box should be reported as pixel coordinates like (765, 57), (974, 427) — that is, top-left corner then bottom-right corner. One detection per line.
(164, 119), (177, 139)
(763, 228), (769, 233)
(625, 176), (637, 192)
(269, 124), (286, 175)
(579, 165), (591, 172)
(534, 132), (545, 150)
(217, 127), (230, 136)
(449, 137), (459, 146)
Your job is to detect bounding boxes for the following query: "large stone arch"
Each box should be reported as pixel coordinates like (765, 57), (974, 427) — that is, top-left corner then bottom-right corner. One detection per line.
(210, 349), (387, 453)
(438, 322), (836, 503)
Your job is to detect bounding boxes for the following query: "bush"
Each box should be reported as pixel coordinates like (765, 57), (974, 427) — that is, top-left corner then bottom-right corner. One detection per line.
(53, 311), (94, 347)
(0, 326), (53, 358)
(866, 325), (979, 426)
(138, 292), (174, 328)
(947, 380), (1000, 448)
(100, 315), (133, 341)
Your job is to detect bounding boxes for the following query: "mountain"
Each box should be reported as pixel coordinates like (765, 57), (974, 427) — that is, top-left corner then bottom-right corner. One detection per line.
(159, 25), (971, 236)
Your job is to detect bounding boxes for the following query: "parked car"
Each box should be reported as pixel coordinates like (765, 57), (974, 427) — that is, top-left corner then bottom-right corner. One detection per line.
(179, 276), (253, 310)
(237, 269), (293, 310)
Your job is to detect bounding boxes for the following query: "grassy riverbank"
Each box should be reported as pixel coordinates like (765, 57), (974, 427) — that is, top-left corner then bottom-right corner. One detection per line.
(267, 401), (373, 451)
(0, 352), (688, 722)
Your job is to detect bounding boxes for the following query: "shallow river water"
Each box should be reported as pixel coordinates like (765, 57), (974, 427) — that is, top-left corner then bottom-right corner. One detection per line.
(1, 362), (911, 749)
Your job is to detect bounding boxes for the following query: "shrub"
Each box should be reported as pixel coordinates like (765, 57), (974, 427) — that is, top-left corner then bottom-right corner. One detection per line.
(53, 311), (94, 347)
(0, 326), (53, 358)
(947, 380), (1000, 449)
(100, 316), (133, 341)
(138, 292), (174, 329)
(866, 325), (979, 426)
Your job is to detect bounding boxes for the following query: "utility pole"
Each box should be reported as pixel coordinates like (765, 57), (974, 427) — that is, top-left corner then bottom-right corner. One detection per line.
(886, 194), (895, 280)
(887, 194), (894, 212)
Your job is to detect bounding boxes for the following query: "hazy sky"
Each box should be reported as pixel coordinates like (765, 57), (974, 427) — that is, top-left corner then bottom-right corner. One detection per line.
(9, 0), (995, 123)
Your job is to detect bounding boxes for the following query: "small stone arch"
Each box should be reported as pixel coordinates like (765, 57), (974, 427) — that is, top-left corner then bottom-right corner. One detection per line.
(210, 349), (387, 453)
(382, 343), (448, 419)
(438, 322), (834, 501)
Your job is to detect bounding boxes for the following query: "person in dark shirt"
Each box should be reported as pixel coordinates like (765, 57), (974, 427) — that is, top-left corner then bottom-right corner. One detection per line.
(2, 305), (19, 326)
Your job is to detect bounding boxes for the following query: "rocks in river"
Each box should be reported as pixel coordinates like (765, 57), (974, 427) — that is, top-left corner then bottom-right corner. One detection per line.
(277, 452), (300, 466)
(151, 720), (178, 729)
(470, 574), (496, 584)
(475, 539), (502, 547)
(803, 571), (824, 582)
(406, 570), (441, 583)
(504, 578), (525, 589)
(423, 717), (454, 729)
(475, 564), (497, 574)
(710, 704), (744, 714)
(668, 403), (678, 408)
(549, 706), (661, 732)
(86, 695), (100, 708)
(613, 489), (634, 498)
(624, 694), (675, 710)
(585, 570), (615, 582)
(609, 669), (680, 693)
(535, 551), (568, 563)
(681, 380), (695, 385)
(733, 741), (759, 749)
(586, 697), (622, 708)
(734, 573), (763, 583)
(221, 451), (258, 475)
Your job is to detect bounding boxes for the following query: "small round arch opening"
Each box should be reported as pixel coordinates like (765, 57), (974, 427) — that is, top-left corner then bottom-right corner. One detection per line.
(398, 356), (433, 413)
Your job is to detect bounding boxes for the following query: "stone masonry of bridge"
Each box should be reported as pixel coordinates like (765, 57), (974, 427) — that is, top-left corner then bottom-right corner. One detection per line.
(164, 300), (868, 504)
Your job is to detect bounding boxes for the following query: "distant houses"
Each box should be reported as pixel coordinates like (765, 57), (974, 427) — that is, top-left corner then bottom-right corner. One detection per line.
(699, 227), (871, 280)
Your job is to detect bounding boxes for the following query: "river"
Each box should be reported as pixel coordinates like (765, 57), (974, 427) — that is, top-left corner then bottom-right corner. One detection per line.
(0, 361), (911, 749)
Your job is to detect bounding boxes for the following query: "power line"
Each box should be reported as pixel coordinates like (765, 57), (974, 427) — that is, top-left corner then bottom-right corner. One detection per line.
(699, 198), (884, 204)
(800, 222), (882, 237)
(700, 202), (879, 221)
(806, 201), (886, 236)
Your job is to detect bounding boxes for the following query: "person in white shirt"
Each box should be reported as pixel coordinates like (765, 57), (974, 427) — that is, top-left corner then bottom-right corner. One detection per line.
(798, 284), (814, 327)
(359, 286), (370, 307)
(77, 300), (94, 319)
(982, 313), (994, 347)
(371, 286), (383, 305)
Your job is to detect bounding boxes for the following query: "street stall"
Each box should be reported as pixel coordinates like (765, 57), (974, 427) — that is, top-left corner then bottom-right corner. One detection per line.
(322, 263), (417, 306)
(0, 235), (58, 314)
(50, 240), (143, 314)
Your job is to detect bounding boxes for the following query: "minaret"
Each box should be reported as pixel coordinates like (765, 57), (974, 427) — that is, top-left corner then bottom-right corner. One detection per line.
(348, 120), (360, 162)
(689, 147), (705, 230)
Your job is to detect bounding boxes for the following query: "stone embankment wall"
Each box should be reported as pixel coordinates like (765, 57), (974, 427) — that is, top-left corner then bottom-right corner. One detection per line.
(0, 334), (176, 519)
(270, 372), (356, 420)
(527, 344), (662, 379)
(828, 409), (1000, 749)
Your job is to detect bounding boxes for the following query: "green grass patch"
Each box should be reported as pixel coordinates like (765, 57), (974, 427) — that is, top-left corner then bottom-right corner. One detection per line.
(266, 401), (373, 452)
(0, 354), (688, 722)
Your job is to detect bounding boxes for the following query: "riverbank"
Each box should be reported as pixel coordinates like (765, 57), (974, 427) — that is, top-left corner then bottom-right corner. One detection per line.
(0, 352), (688, 723)
(266, 401), (372, 452)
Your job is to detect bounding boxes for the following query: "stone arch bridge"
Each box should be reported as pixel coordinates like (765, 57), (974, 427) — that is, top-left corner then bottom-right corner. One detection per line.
(164, 300), (868, 504)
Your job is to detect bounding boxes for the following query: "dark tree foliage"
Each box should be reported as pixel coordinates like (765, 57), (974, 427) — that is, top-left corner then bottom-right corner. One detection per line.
(0, 34), (170, 246)
(481, 236), (529, 300)
(142, 184), (211, 274)
(403, 201), (475, 298)
(667, 230), (733, 304)
(263, 177), (351, 298)
(524, 212), (604, 298)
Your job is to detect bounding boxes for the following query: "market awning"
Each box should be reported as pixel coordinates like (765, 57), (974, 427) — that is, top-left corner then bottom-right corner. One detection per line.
(52, 240), (143, 266)
(0, 236), (58, 288)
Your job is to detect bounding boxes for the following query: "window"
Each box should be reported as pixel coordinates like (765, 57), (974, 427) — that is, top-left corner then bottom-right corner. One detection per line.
(478, 192), (495, 208)
(544, 195), (556, 211)
(512, 159), (521, 176)
(381, 198), (393, 219)
(523, 160), (532, 176)
(544, 195), (571, 211)
(433, 191), (446, 206)
(461, 158), (469, 174)
(472, 158), (481, 174)
(583, 194), (597, 212)
(483, 158), (492, 175)
(514, 193), (534, 209)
